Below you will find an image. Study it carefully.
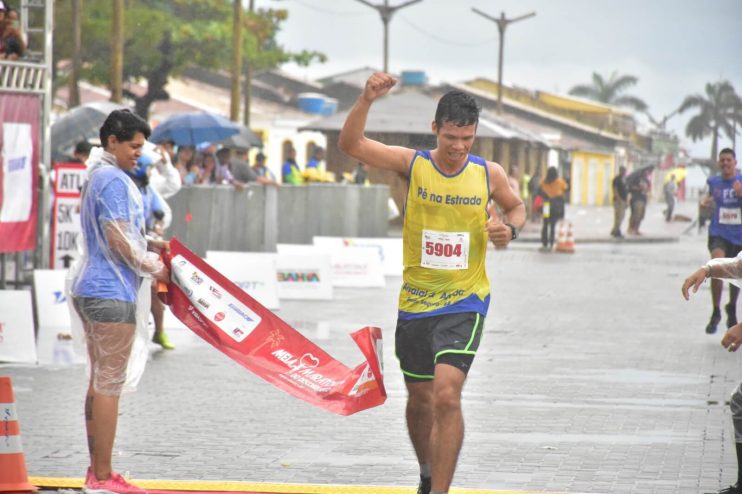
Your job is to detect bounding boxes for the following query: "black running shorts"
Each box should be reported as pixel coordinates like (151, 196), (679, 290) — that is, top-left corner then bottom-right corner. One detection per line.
(708, 235), (742, 258)
(73, 296), (137, 325)
(395, 312), (484, 382)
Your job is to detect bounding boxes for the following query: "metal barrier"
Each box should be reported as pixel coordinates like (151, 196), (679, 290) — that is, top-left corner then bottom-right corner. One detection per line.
(166, 183), (390, 256)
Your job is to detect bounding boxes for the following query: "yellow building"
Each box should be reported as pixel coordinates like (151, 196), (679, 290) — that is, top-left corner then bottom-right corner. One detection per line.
(570, 150), (616, 206)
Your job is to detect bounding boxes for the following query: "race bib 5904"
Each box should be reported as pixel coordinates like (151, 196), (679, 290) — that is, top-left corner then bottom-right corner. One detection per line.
(420, 230), (469, 270)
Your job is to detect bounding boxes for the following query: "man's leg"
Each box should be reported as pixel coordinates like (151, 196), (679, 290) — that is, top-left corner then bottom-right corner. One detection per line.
(405, 380), (434, 492)
(627, 202), (636, 234)
(611, 202), (620, 236)
(617, 200), (627, 235)
(709, 247), (726, 333)
(635, 200), (646, 234)
(728, 284), (740, 328)
(429, 363), (467, 493)
(151, 283), (174, 349)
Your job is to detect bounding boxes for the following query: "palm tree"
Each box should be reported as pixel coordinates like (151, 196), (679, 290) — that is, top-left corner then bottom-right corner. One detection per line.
(569, 71), (648, 112)
(678, 81), (741, 161)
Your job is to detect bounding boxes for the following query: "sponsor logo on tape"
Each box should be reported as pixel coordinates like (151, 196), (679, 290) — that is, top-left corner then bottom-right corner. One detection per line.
(228, 302), (254, 322)
(271, 349), (338, 391)
(191, 272), (204, 285)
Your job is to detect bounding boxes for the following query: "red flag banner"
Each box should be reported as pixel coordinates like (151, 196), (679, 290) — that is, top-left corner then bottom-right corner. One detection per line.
(0, 93), (40, 253)
(161, 238), (386, 415)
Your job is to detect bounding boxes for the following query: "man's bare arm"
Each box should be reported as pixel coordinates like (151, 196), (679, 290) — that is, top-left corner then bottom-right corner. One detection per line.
(338, 73), (413, 175)
(485, 162), (526, 247)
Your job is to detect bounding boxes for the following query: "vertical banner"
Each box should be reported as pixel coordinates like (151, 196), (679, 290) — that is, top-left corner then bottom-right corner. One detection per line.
(0, 93), (40, 253)
(50, 163), (86, 269)
(0, 290), (37, 363)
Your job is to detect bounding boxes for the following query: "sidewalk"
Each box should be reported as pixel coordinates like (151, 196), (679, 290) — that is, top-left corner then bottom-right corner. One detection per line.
(519, 200), (697, 244)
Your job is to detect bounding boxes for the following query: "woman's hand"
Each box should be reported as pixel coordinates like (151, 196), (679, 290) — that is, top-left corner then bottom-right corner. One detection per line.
(681, 267), (707, 300)
(722, 324), (742, 352)
(152, 264), (170, 283)
(147, 238), (170, 253)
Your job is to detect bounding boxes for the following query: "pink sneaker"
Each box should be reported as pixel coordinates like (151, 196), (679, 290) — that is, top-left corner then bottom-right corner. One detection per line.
(83, 468), (147, 494)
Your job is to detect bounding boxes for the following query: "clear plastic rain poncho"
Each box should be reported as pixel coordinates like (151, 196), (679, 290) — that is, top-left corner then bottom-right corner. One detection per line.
(66, 147), (165, 396)
(708, 253), (742, 286)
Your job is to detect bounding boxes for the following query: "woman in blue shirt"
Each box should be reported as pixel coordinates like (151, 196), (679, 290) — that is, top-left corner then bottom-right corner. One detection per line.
(71, 110), (169, 494)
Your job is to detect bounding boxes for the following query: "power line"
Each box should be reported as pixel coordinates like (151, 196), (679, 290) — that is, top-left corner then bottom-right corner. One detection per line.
(281, 0), (367, 16)
(398, 14), (497, 46)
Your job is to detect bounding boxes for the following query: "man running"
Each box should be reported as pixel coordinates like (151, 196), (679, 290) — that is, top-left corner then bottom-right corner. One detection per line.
(338, 72), (525, 494)
(702, 148), (742, 334)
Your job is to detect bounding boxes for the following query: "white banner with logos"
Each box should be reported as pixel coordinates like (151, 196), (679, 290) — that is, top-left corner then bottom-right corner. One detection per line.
(278, 243), (384, 288)
(206, 251), (280, 310)
(274, 244), (333, 300)
(313, 236), (403, 277)
(33, 269), (85, 365)
(0, 290), (37, 363)
(33, 269), (72, 329)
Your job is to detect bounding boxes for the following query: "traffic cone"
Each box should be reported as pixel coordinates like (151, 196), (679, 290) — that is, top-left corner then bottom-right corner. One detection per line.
(0, 377), (37, 494)
(555, 220), (576, 254)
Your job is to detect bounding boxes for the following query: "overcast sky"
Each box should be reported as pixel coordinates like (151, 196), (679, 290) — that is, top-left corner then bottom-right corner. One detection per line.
(268, 0), (741, 159)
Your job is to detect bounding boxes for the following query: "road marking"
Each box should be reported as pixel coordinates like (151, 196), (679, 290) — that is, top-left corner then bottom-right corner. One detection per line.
(29, 477), (573, 494)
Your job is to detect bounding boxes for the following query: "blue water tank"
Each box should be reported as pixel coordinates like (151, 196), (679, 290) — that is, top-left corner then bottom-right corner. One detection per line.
(321, 98), (338, 116)
(401, 70), (427, 86)
(297, 93), (327, 114)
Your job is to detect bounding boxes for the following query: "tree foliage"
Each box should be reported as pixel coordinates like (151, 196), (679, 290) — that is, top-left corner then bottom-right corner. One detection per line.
(568, 71), (648, 112)
(53, 0), (326, 118)
(678, 80), (741, 161)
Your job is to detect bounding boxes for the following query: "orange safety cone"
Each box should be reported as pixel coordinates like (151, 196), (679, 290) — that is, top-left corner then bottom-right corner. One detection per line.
(0, 377), (37, 494)
(555, 220), (576, 254)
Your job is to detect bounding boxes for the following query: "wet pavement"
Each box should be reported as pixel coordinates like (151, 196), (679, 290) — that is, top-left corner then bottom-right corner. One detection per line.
(3, 201), (741, 494)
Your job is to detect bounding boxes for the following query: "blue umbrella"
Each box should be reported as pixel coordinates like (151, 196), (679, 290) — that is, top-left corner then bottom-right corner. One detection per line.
(150, 111), (240, 146)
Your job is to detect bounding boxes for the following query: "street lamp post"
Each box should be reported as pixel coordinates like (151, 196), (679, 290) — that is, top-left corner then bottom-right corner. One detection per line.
(472, 8), (535, 115)
(354, 0), (423, 73)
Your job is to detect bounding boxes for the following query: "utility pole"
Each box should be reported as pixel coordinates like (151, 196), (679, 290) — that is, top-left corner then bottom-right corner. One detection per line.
(230, 0), (242, 122)
(110, 0), (124, 103)
(472, 8), (535, 115)
(242, 0), (255, 127)
(353, 0), (423, 73)
(69, 0), (82, 107)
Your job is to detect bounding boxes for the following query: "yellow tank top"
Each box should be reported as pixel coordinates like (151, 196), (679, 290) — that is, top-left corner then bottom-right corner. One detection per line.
(398, 150), (491, 319)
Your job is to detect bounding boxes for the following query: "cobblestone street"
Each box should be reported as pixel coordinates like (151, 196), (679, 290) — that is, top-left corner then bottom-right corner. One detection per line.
(4, 220), (741, 493)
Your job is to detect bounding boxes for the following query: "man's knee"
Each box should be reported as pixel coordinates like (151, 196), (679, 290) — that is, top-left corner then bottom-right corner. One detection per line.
(407, 382), (434, 409)
(433, 382), (463, 415)
(731, 385), (742, 417)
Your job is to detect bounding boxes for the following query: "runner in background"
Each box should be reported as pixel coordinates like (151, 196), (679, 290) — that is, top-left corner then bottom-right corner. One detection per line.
(701, 148), (742, 335)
